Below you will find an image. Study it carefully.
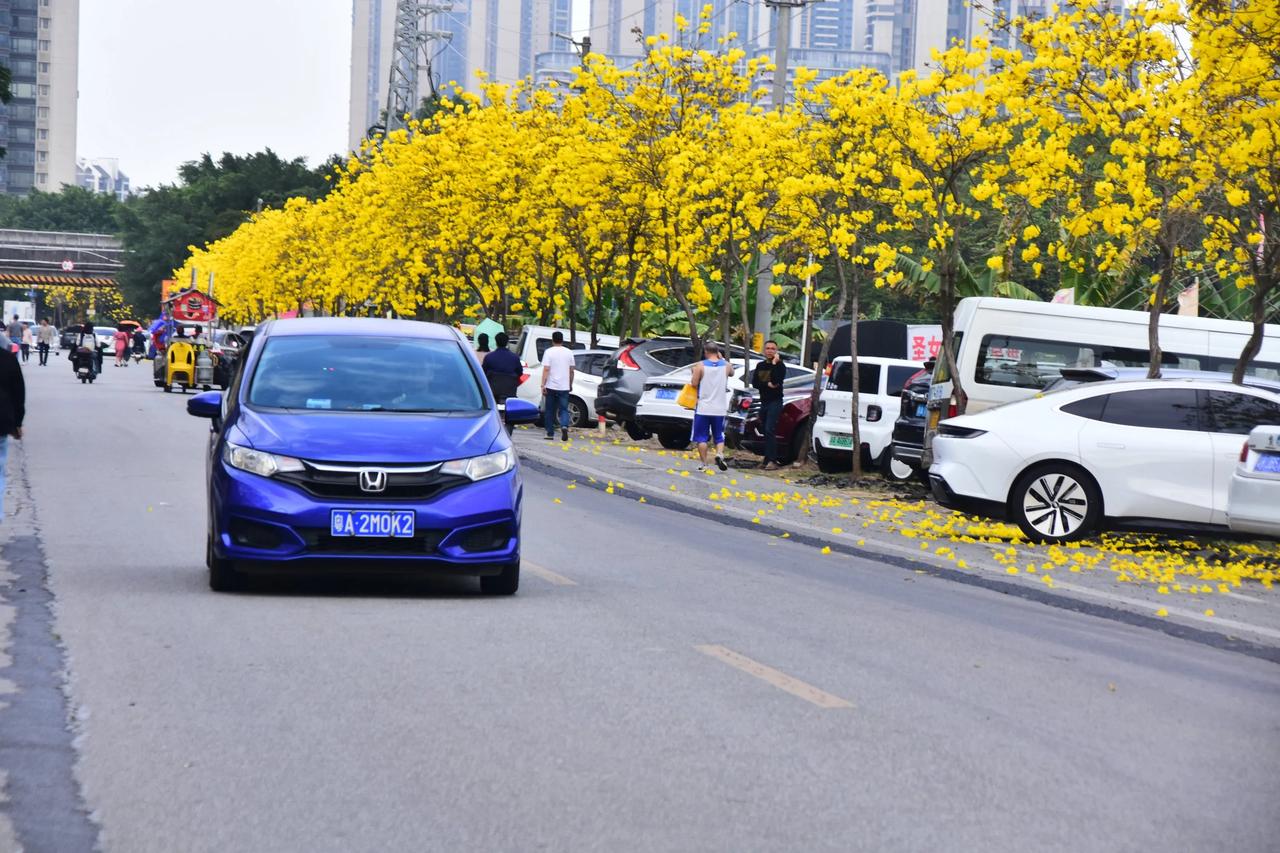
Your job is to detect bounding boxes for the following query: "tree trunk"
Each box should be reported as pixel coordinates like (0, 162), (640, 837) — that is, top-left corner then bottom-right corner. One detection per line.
(1147, 245), (1174, 379)
(847, 267), (862, 482)
(589, 277), (603, 349)
(1234, 272), (1274, 384)
(794, 254), (851, 470)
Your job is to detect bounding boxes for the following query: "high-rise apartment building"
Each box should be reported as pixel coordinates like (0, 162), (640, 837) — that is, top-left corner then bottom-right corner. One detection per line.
(349, 0), (574, 151)
(0, 0), (78, 195)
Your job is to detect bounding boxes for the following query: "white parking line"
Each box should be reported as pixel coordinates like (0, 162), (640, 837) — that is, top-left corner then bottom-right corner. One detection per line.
(525, 562), (577, 586)
(695, 644), (854, 709)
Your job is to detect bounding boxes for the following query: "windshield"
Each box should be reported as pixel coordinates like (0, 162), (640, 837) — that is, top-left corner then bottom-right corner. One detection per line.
(248, 335), (485, 413)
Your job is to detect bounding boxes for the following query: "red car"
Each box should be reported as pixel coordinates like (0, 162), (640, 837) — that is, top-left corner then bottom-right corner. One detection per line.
(732, 392), (814, 465)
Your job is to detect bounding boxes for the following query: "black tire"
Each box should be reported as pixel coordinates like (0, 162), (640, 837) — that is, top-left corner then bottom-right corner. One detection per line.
(624, 420), (650, 441)
(815, 448), (849, 474)
(785, 423), (809, 465)
(88, 376), (95, 384)
(880, 445), (915, 483)
(79, 376), (86, 384)
(207, 536), (246, 592)
(163, 384), (172, 393)
(480, 560), (520, 595)
(154, 380), (164, 388)
(568, 396), (590, 428)
(1010, 463), (1103, 543)
(658, 430), (691, 450)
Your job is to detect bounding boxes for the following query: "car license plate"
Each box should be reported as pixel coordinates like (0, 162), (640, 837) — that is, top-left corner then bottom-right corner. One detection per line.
(1256, 453), (1280, 473)
(656, 388), (677, 400)
(915, 403), (926, 418)
(330, 509), (415, 538)
(829, 434), (854, 449)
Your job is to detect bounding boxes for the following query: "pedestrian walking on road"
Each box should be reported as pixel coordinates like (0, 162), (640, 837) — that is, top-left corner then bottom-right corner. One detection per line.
(541, 331), (575, 442)
(5, 315), (22, 356)
(476, 332), (491, 355)
(19, 323), (32, 364)
(113, 327), (129, 367)
(0, 335), (25, 520)
(36, 318), (53, 366)
(691, 341), (734, 472)
(751, 340), (787, 470)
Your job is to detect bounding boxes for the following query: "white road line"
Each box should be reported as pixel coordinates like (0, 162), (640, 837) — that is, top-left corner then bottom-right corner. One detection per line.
(525, 562), (577, 586)
(695, 644), (854, 709)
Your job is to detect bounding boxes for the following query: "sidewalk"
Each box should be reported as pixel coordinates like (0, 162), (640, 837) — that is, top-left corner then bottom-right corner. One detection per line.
(513, 426), (1280, 654)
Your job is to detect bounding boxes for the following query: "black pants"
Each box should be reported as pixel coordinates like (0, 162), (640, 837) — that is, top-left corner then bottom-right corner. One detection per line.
(37, 342), (49, 365)
(19, 343), (29, 363)
(761, 398), (784, 463)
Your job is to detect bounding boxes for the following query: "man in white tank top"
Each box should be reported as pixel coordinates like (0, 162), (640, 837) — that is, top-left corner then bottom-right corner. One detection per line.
(690, 341), (735, 472)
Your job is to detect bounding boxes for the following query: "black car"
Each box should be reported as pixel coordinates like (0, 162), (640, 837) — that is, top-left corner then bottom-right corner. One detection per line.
(890, 362), (933, 479)
(59, 326), (82, 350)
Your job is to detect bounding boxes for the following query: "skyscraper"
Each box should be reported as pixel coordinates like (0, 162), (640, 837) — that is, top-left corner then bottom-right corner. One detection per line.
(0, 0), (78, 195)
(349, 0), (574, 150)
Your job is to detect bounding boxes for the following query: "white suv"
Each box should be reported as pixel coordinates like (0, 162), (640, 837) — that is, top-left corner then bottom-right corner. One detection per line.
(812, 356), (924, 476)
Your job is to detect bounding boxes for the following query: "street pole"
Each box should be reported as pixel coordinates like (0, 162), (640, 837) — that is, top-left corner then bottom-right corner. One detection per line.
(754, 0), (803, 346)
(799, 254), (813, 363)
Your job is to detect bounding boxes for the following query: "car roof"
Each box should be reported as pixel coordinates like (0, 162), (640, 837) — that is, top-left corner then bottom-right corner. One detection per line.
(830, 355), (924, 367)
(260, 317), (460, 341)
(1057, 377), (1280, 401)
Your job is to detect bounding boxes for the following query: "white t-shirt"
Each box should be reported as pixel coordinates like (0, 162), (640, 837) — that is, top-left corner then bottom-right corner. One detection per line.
(542, 346), (575, 391)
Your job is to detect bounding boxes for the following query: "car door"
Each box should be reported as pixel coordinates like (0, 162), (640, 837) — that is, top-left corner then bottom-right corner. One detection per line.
(1203, 389), (1280, 524)
(1075, 387), (1213, 523)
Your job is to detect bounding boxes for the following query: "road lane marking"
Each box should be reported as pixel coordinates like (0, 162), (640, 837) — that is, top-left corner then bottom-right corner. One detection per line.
(695, 644), (854, 709)
(525, 562), (577, 586)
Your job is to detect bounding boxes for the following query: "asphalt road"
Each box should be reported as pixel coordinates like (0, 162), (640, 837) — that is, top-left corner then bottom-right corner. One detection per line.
(1, 358), (1278, 852)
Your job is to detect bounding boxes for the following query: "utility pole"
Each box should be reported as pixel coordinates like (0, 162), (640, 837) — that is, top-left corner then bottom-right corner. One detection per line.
(383, 0), (454, 134)
(754, 0), (804, 344)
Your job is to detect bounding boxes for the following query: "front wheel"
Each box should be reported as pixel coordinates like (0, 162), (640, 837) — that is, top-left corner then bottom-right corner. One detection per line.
(479, 560), (520, 595)
(657, 430), (690, 450)
(163, 384), (172, 393)
(1010, 463), (1102, 543)
(207, 537), (247, 592)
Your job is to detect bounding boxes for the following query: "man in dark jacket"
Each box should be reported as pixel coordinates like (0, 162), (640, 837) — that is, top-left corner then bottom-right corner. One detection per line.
(751, 340), (787, 470)
(0, 334), (25, 519)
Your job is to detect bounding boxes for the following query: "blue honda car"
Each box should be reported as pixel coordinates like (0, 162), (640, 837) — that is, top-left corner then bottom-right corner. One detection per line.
(187, 318), (540, 594)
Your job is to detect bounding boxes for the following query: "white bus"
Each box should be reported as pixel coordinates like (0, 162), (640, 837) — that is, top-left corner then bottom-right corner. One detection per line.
(927, 297), (1280, 420)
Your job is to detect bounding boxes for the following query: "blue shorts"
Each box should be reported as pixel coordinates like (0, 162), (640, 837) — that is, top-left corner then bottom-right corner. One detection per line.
(691, 414), (725, 445)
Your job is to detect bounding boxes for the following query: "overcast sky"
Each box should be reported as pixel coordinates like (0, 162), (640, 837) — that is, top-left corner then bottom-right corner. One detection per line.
(78, 0), (353, 190)
(78, 1), (593, 190)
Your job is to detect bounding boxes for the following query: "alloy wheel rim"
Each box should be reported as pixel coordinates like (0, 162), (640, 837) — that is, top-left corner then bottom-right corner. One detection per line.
(1022, 473), (1089, 538)
(889, 457), (913, 481)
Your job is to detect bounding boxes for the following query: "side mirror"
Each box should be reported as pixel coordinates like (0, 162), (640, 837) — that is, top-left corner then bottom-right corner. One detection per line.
(503, 397), (540, 425)
(187, 390), (223, 419)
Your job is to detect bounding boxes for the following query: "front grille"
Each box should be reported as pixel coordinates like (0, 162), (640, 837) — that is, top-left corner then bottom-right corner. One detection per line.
(275, 462), (468, 501)
(298, 528), (448, 555)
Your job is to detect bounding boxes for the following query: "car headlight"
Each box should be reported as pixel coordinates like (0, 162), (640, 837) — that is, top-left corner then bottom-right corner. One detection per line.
(440, 447), (516, 482)
(223, 442), (305, 477)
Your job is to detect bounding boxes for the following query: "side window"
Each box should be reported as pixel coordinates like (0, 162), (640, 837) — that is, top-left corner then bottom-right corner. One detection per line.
(887, 366), (919, 397)
(534, 338), (552, 361)
(1099, 388), (1201, 431)
(650, 346), (694, 368)
(1206, 390), (1280, 435)
(829, 362), (881, 393)
(1061, 395), (1106, 421)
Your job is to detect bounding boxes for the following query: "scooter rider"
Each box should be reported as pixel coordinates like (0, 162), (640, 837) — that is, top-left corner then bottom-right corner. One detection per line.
(72, 322), (103, 377)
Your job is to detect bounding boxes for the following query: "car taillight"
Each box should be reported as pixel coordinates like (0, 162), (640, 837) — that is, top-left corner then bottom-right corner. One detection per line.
(617, 344), (640, 370)
(947, 402), (958, 419)
(816, 400), (826, 418)
(739, 397), (751, 410)
(1240, 441), (1249, 463)
(518, 373), (530, 385)
(867, 405), (882, 423)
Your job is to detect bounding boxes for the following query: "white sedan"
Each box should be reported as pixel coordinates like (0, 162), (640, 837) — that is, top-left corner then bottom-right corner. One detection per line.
(1228, 425), (1280, 538)
(929, 378), (1280, 542)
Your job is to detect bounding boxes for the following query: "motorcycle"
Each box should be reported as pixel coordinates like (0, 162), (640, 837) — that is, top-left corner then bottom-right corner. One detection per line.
(70, 344), (102, 384)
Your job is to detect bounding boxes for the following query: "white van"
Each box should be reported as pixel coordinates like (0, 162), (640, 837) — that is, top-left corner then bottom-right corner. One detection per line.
(929, 297), (1280, 415)
(812, 355), (924, 476)
(514, 325), (621, 368)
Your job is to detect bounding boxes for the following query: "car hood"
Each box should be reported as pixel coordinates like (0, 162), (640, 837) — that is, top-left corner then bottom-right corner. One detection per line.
(233, 406), (501, 463)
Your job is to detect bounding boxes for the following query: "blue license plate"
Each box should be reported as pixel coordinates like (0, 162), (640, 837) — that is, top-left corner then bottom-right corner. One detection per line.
(1256, 453), (1280, 473)
(330, 509), (415, 538)
(915, 403), (926, 418)
(656, 388), (677, 400)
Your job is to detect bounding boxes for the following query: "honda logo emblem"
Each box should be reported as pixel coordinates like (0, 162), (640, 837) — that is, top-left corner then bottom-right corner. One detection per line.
(358, 469), (387, 493)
